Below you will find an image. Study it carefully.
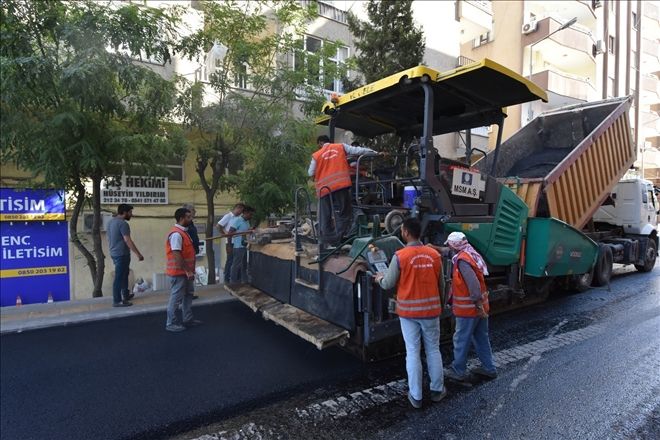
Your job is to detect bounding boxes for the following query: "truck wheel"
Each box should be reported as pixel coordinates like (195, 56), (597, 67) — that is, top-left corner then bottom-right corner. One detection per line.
(635, 238), (657, 273)
(570, 270), (593, 293)
(592, 244), (613, 287)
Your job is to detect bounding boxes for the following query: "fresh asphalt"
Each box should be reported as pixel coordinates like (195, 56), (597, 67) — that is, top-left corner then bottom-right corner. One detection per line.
(0, 301), (364, 440)
(2, 264), (658, 440)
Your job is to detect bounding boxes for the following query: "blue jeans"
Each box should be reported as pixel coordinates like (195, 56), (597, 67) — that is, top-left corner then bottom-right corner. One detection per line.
(111, 254), (131, 304)
(230, 248), (248, 283)
(223, 242), (233, 283)
(400, 317), (444, 401)
(166, 276), (194, 327)
(451, 317), (496, 376)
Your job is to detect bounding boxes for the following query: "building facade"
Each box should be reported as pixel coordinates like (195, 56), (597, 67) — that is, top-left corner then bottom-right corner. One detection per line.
(458, 0), (659, 181)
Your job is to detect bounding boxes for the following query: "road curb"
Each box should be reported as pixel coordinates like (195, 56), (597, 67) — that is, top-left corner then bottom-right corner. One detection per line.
(1, 291), (236, 335)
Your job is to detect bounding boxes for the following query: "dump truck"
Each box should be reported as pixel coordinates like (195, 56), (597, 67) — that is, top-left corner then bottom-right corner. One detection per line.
(226, 59), (658, 360)
(478, 98), (658, 290)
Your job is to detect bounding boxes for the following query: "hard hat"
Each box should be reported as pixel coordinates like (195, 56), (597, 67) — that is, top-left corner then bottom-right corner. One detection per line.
(444, 231), (466, 245)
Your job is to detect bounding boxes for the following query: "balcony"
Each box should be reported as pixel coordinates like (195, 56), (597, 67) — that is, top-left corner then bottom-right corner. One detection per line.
(644, 2), (658, 21)
(523, 17), (595, 75)
(526, 1), (597, 28)
(300, 0), (348, 24)
(530, 69), (595, 101)
(642, 74), (660, 100)
(456, 1), (493, 44)
(642, 38), (660, 60)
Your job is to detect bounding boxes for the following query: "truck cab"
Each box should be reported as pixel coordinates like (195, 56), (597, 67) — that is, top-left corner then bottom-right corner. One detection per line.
(593, 178), (659, 235)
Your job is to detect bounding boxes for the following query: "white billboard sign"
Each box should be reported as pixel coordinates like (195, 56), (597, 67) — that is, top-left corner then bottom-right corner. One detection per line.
(101, 175), (168, 205)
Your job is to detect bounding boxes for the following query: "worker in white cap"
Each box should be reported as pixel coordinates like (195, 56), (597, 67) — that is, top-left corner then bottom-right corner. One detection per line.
(429, 231), (497, 381)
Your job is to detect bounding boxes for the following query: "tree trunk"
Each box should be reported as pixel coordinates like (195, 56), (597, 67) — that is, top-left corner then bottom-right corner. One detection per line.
(69, 179), (97, 283)
(205, 190), (217, 285)
(91, 176), (105, 297)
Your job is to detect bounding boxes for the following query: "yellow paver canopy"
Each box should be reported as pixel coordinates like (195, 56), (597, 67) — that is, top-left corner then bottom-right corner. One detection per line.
(317, 59), (547, 138)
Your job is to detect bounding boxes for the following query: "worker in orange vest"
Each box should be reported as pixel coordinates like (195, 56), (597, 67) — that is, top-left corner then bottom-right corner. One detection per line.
(438, 231), (497, 381)
(375, 218), (446, 408)
(165, 207), (202, 332)
(308, 135), (377, 246)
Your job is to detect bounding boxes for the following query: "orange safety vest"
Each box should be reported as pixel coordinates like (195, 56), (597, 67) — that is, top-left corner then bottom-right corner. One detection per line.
(312, 143), (352, 197)
(165, 226), (196, 277)
(451, 251), (489, 318)
(394, 245), (442, 318)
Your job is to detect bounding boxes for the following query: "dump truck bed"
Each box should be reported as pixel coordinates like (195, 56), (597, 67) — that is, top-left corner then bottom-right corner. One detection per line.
(478, 97), (635, 230)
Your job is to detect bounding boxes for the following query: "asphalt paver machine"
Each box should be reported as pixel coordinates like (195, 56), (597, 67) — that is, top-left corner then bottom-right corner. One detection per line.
(226, 59), (653, 360)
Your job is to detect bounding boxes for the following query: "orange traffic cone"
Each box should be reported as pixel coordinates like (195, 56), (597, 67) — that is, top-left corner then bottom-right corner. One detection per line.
(16, 295), (22, 307)
(47, 292), (54, 304)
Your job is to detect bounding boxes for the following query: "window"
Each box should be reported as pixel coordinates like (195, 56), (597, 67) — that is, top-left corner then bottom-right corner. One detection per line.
(473, 31), (491, 48)
(632, 51), (639, 69)
(115, 155), (184, 183)
(608, 76), (615, 95)
(632, 11), (639, 29)
(164, 156), (184, 182)
(608, 35), (615, 54)
(293, 35), (349, 94)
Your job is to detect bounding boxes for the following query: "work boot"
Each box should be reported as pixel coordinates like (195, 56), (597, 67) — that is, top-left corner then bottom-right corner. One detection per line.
(123, 293), (135, 301)
(407, 392), (422, 409)
(443, 367), (467, 382)
(183, 319), (203, 328)
(166, 324), (186, 332)
(113, 301), (133, 307)
(430, 388), (447, 402)
(471, 367), (498, 378)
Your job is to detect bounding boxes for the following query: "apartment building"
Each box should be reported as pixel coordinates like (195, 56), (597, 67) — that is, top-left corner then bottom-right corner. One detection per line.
(638, 1), (660, 186)
(458, 0), (659, 183)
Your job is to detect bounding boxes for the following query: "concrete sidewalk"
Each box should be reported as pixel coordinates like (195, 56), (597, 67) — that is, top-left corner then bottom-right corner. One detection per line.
(0, 284), (235, 335)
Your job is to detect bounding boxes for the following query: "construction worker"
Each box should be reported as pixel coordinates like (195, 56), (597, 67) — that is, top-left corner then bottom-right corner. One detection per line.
(308, 135), (377, 246)
(165, 207), (202, 332)
(438, 231), (497, 381)
(217, 203), (245, 283)
(375, 218), (446, 409)
(227, 206), (255, 284)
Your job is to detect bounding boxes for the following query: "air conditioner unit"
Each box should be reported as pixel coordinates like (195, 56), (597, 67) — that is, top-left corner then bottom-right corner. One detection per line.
(593, 40), (605, 56)
(83, 213), (113, 232)
(522, 20), (538, 35)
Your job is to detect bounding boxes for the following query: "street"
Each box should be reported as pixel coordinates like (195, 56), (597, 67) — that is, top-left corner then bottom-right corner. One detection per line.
(1, 263), (658, 440)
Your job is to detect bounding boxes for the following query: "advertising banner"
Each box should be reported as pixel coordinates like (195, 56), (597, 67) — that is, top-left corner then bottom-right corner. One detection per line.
(0, 188), (70, 306)
(101, 175), (168, 205)
(0, 188), (65, 221)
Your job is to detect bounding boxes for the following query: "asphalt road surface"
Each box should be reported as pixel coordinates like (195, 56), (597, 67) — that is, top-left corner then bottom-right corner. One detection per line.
(2, 263), (658, 440)
(0, 301), (365, 440)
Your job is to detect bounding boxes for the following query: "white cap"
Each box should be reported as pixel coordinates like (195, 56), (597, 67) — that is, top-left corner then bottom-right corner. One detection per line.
(444, 231), (466, 245)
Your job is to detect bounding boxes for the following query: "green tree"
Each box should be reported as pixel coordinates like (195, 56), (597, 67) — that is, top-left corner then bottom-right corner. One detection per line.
(347, 0), (425, 86)
(0, 0), (187, 297)
(344, 0), (425, 157)
(178, 0), (347, 282)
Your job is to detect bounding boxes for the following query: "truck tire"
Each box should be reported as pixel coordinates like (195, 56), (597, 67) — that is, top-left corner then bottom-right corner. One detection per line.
(570, 270), (593, 293)
(635, 238), (657, 273)
(592, 244), (613, 287)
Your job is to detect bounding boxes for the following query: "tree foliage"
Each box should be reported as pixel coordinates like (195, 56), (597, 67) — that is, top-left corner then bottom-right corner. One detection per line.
(178, 0), (347, 281)
(0, 0), (187, 296)
(347, 0), (425, 86)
